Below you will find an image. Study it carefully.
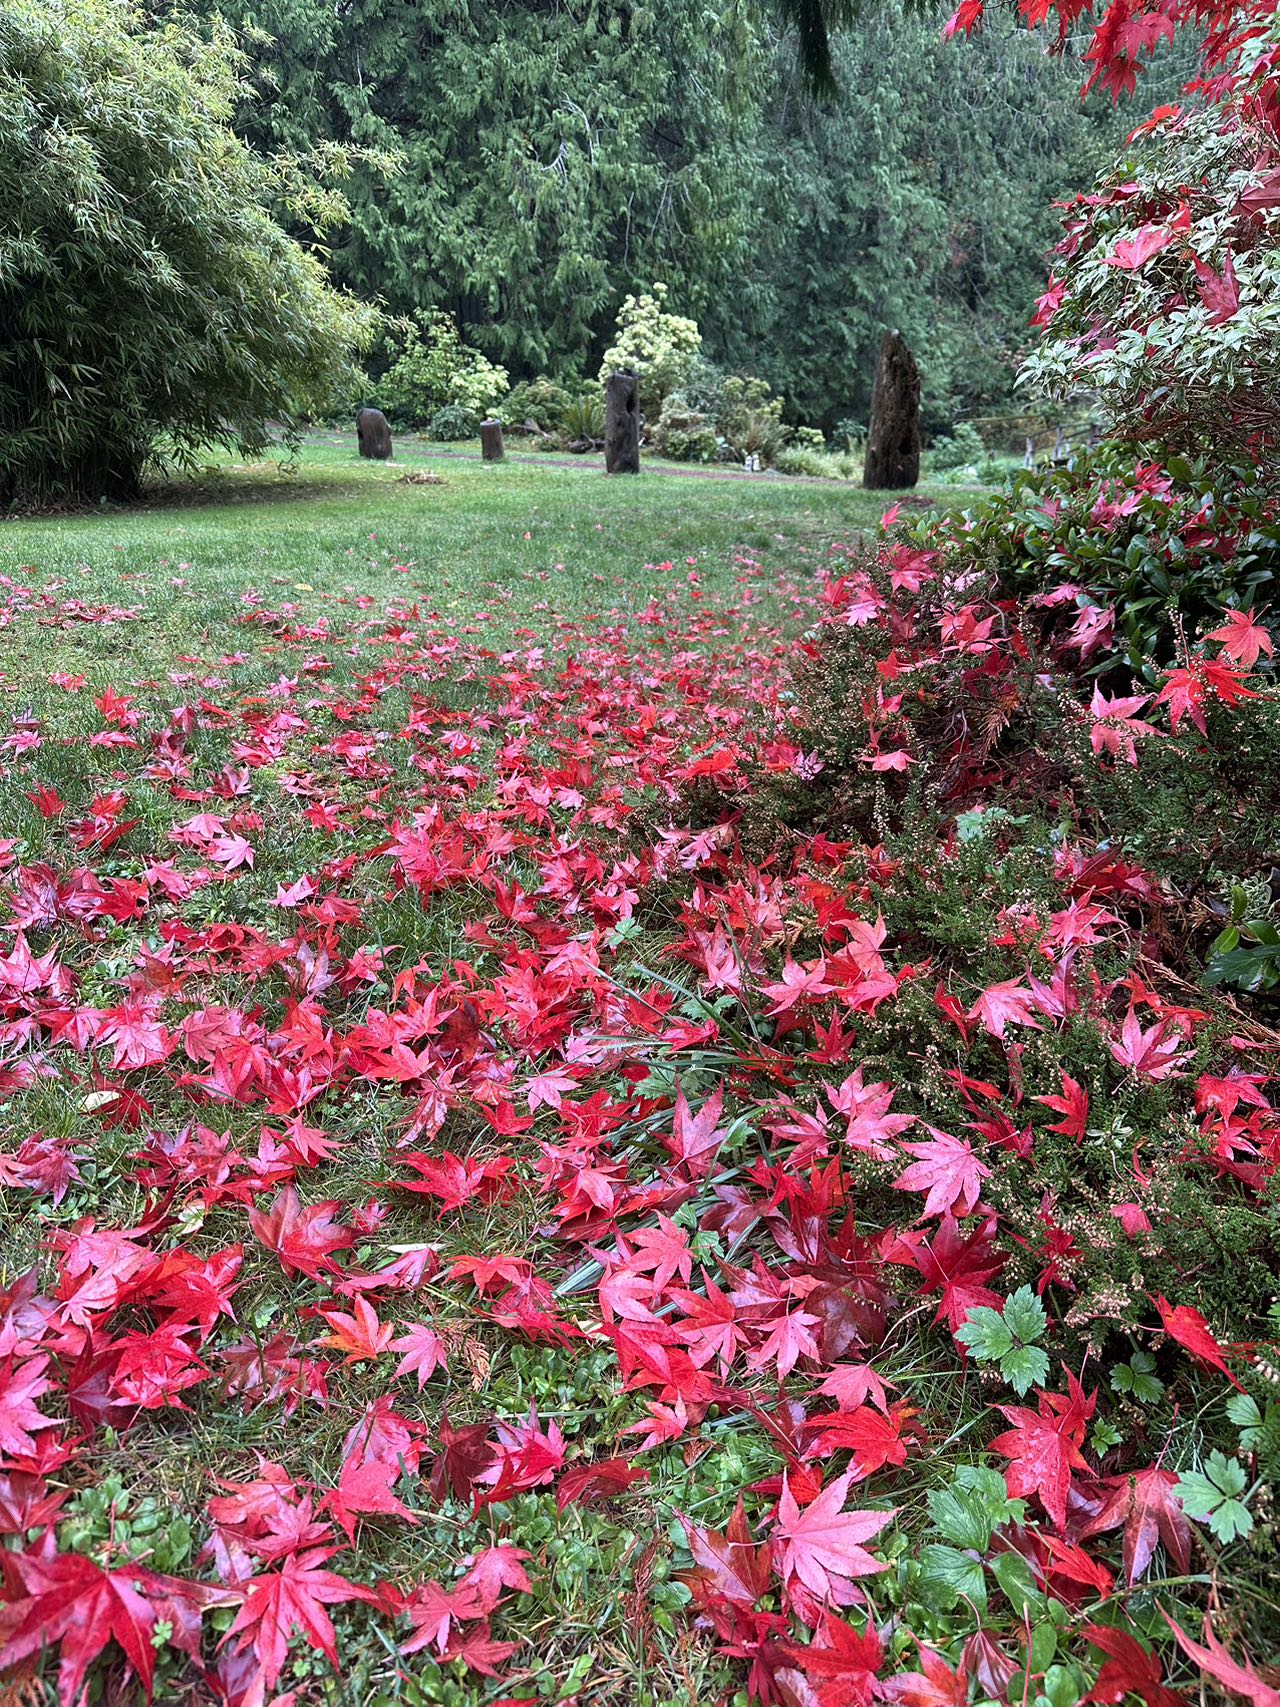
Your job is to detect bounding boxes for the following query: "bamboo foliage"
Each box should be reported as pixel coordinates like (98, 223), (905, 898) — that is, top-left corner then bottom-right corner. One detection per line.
(0, 0), (376, 508)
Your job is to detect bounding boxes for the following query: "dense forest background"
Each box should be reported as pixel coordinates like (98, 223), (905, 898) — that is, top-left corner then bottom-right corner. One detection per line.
(163, 0), (1185, 432)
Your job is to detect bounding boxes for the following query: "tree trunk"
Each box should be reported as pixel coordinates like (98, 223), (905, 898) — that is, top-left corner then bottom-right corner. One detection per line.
(862, 332), (920, 490)
(604, 373), (640, 474)
(480, 418), (505, 461)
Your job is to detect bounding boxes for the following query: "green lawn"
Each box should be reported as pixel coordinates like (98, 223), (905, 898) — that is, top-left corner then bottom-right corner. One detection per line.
(1, 442), (913, 667)
(0, 441), (1275, 1707)
(0, 451), (908, 1706)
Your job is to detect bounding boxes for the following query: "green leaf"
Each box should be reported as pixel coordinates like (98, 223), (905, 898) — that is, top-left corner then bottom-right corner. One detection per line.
(1090, 1418), (1124, 1454)
(1028, 1625), (1058, 1672)
(960, 1290), (1049, 1394)
(1040, 1664), (1090, 1707)
(957, 1306), (1014, 1362)
(928, 1465), (1026, 1549)
(1002, 1286), (1047, 1345)
(1226, 1392), (1263, 1431)
(1175, 1452), (1254, 1545)
(1207, 942), (1280, 991)
(1225, 1392), (1280, 1466)
(920, 1543), (987, 1611)
(990, 1550), (1040, 1615)
(927, 1486), (993, 1552)
(1110, 1349), (1164, 1406)
(1002, 1344), (1051, 1397)
(955, 1463), (1026, 1526)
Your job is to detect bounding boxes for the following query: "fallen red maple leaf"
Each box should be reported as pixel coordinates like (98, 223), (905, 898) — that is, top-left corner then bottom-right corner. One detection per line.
(1206, 606), (1272, 668)
(1034, 1071), (1089, 1143)
(316, 1297), (394, 1363)
(783, 1608), (884, 1694)
(891, 1127), (990, 1217)
(881, 1642), (968, 1707)
(390, 1149), (515, 1211)
(427, 1418), (496, 1503)
(803, 1402), (916, 1480)
(989, 1373), (1095, 1532)
(324, 1453), (419, 1541)
(391, 1322), (449, 1388)
(1151, 1293), (1248, 1389)
(664, 1081), (728, 1178)
(771, 1469), (895, 1600)
(1079, 1465), (1191, 1585)
(680, 1495), (772, 1611)
(1082, 1622), (1183, 1707)
(225, 1548), (377, 1695)
(1162, 1612), (1280, 1707)
(887, 1213), (1006, 1334)
(0, 1550), (234, 1705)
(247, 1186), (353, 1279)
(1103, 220), (1177, 270)
(555, 1456), (650, 1509)
(0, 1355), (60, 1458)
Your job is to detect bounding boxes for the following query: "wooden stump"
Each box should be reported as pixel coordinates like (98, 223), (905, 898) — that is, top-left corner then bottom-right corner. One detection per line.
(357, 407), (393, 460)
(604, 373), (640, 475)
(480, 418), (505, 462)
(862, 332), (920, 489)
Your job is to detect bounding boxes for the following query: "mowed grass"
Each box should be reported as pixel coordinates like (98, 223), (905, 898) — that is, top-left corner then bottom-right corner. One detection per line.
(0, 448), (921, 1707)
(0, 440), (912, 681)
(2, 446), (1273, 1707)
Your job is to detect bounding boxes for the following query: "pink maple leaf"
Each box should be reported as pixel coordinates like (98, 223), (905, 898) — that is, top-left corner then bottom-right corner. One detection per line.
(771, 1469), (895, 1600)
(892, 1128), (990, 1217)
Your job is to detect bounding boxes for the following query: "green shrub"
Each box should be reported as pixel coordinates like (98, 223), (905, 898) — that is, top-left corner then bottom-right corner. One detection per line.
(927, 448), (1280, 680)
(501, 376), (574, 433)
(773, 446), (828, 477)
(832, 417), (866, 455)
(928, 421), (987, 471)
(779, 441), (1280, 902)
(1207, 882), (1280, 996)
(380, 312), (507, 428)
(599, 283), (701, 418)
(679, 357), (730, 423)
(1022, 98), (1280, 462)
(559, 392), (605, 445)
(0, 0), (375, 509)
(773, 445), (859, 479)
(652, 395), (718, 463)
(426, 402), (479, 440)
(791, 425), (826, 452)
(717, 374), (790, 465)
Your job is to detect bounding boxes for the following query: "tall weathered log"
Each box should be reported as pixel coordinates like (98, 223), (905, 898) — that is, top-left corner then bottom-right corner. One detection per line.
(604, 373), (640, 475)
(480, 418), (505, 462)
(862, 332), (920, 489)
(357, 407), (393, 460)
